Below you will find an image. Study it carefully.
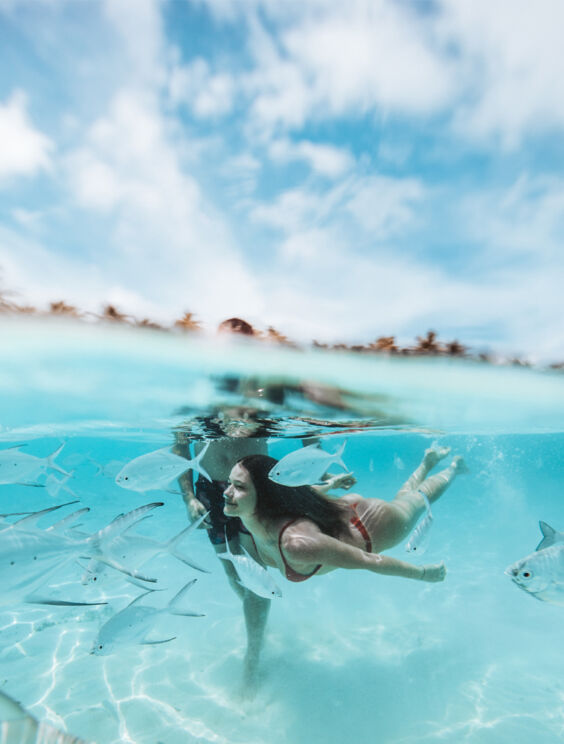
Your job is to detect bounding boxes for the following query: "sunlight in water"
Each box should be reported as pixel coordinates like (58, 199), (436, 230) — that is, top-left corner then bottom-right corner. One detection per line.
(0, 317), (563, 744)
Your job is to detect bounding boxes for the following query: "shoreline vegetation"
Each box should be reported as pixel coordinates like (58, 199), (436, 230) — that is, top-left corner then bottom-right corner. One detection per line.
(1, 290), (561, 370)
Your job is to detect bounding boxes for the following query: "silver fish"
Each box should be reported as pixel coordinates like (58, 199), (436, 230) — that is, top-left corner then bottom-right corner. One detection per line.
(115, 443), (211, 492)
(405, 490), (434, 554)
(218, 537), (282, 599)
(0, 502), (165, 606)
(91, 579), (204, 655)
(268, 442), (348, 487)
(0, 688), (89, 743)
(0, 443), (69, 486)
(536, 520), (564, 551)
(506, 543), (564, 605)
(80, 512), (210, 585)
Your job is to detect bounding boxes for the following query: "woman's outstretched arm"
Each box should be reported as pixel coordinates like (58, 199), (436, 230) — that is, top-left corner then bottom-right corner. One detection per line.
(283, 529), (446, 582)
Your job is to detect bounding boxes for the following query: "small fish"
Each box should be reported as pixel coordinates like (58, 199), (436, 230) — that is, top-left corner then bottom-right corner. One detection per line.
(115, 443), (211, 492)
(218, 536), (282, 599)
(268, 442), (349, 487)
(46, 470), (76, 498)
(506, 544), (564, 606)
(535, 521), (564, 551)
(0, 442), (68, 486)
(0, 688), (90, 743)
(80, 512), (210, 585)
(91, 579), (204, 655)
(405, 490), (434, 554)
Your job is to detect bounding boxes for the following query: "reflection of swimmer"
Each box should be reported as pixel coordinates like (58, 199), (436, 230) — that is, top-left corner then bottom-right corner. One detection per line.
(223, 447), (467, 590)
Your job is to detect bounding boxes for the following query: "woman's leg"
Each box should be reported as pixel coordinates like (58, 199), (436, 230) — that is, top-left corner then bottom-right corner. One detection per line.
(361, 446), (466, 551)
(215, 539), (270, 698)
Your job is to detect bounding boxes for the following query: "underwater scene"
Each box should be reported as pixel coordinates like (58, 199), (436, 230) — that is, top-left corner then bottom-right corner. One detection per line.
(1, 317), (564, 744)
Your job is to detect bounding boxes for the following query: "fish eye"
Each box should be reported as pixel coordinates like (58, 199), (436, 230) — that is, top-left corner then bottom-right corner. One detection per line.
(124, 476), (128, 481)
(98, 645), (103, 650)
(522, 571), (531, 578)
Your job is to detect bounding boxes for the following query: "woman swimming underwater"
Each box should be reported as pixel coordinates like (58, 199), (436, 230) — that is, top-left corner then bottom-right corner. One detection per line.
(223, 446), (467, 583)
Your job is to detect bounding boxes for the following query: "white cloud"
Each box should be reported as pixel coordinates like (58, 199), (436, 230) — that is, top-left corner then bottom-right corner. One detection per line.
(269, 138), (354, 178)
(344, 176), (425, 237)
(239, 0), (454, 132)
(102, 0), (165, 89)
(0, 91), (53, 181)
(60, 88), (267, 325)
(169, 57), (235, 118)
(438, 0), (564, 148)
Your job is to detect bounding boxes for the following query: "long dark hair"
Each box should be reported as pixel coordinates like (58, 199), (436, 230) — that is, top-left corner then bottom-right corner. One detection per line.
(237, 454), (347, 538)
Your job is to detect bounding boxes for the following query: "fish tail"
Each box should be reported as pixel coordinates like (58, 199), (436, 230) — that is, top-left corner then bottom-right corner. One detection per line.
(168, 516), (211, 574)
(47, 443), (70, 476)
(167, 578), (204, 616)
(334, 440), (348, 471)
(192, 442), (212, 482)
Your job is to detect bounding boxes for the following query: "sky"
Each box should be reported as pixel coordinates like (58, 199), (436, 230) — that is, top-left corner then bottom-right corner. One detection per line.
(1, 0), (564, 360)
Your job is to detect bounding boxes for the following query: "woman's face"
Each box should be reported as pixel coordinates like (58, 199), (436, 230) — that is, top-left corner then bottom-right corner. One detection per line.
(223, 463), (257, 518)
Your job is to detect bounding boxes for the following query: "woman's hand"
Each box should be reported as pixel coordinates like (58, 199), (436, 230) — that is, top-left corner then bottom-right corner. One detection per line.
(420, 562), (446, 582)
(326, 472), (357, 490)
(186, 497), (211, 527)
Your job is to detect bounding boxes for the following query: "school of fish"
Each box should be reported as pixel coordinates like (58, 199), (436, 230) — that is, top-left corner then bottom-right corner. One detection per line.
(1, 437), (562, 734)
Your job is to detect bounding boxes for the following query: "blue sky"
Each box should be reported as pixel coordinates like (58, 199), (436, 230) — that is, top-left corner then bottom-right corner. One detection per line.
(1, 0), (564, 359)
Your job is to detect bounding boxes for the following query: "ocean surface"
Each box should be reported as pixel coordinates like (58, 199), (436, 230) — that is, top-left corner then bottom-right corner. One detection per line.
(1, 317), (563, 744)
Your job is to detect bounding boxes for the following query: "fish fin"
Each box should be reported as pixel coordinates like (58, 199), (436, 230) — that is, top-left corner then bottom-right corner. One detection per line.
(168, 513), (211, 573)
(168, 578), (198, 609)
(123, 589), (157, 611)
(47, 507), (90, 534)
(15, 482), (46, 487)
(142, 636), (177, 645)
(171, 551), (211, 574)
(26, 598), (108, 606)
(119, 513), (155, 535)
(125, 575), (165, 591)
(169, 609), (206, 617)
(193, 442), (212, 482)
(93, 555), (158, 583)
(13, 500), (80, 528)
(536, 520), (556, 551)
(165, 579), (204, 617)
(47, 443), (70, 476)
(92, 502), (164, 543)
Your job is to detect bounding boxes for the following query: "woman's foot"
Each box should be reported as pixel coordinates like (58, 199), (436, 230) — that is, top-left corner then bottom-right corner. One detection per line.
(451, 455), (469, 474)
(423, 445), (451, 469)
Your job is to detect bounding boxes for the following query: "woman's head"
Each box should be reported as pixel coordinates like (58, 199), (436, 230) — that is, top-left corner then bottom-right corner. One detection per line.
(228, 454), (346, 537)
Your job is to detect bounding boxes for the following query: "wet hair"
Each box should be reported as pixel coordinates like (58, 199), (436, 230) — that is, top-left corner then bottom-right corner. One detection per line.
(236, 454), (347, 538)
(217, 317), (255, 336)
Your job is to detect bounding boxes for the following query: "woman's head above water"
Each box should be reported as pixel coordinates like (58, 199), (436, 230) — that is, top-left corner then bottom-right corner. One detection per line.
(224, 454), (346, 537)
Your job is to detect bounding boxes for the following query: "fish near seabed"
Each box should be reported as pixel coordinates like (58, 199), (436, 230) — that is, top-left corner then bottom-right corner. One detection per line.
(268, 441), (349, 487)
(115, 442), (212, 493)
(0, 443), (69, 486)
(91, 579), (204, 655)
(0, 688), (89, 743)
(505, 543), (564, 606)
(218, 536), (282, 599)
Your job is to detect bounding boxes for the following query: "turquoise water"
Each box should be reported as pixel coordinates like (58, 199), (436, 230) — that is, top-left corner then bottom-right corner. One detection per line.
(1, 318), (564, 743)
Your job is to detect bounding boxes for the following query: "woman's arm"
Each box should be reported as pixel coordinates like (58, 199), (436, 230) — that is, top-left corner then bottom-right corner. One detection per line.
(283, 529), (445, 582)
